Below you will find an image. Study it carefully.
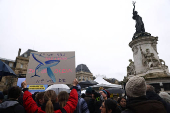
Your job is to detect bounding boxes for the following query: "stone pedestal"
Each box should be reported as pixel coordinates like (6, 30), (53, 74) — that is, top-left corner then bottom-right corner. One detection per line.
(126, 35), (170, 93)
(129, 35), (169, 76)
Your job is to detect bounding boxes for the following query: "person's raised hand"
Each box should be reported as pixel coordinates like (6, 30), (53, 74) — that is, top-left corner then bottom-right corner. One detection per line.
(73, 78), (78, 86)
(21, 81), (27, 89)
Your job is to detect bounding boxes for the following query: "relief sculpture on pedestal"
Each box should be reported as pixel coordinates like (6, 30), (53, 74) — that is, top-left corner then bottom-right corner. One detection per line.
(140, 47), (160, 69)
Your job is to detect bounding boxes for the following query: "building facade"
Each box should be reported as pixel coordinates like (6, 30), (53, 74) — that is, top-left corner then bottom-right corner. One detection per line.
(0, 48), (37, 91)
(76, 64), (95, 82)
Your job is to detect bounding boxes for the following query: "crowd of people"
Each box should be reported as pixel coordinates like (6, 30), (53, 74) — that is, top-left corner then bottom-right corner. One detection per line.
(0, 76), (170, 113)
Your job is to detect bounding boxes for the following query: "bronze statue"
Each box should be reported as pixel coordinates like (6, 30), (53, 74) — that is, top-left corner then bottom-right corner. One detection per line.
(132, 1), (145, 35)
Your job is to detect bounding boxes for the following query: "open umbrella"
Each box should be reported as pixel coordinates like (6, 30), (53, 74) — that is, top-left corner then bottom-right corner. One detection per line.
(106, 87), (125, 94)
(45, 84), (70, 95)
(79, 80), (98, 89)
(89, 83), (122, 90)
(0, 60), (16, 81)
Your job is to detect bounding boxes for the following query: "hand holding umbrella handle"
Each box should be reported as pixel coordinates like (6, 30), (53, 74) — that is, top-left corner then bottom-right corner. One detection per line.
(73, 78), (78, 86)
(21, 81), (27, 89)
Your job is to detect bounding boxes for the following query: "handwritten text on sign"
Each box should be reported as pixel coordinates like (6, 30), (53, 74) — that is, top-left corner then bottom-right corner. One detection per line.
(26, 52), (75, 85)
(28, 69), (72, 73)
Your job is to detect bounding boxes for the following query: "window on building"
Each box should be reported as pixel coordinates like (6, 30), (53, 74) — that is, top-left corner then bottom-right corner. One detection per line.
(163, 83), (170, 91)
(24, 54), (27, 57)
(20, 64), (23, 68)
(9, 63), (13, 67)
(5, 79), (8, 85)
(79, 76), (81, 81)
(5, 61), (9, 65)
(26, 64), (28, 69)
(83, 76), (85, 81)
(89, 77), (91, 81)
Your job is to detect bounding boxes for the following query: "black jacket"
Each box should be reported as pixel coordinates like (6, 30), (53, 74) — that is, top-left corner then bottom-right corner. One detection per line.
(0, 100), (25, 113)
(122, 96), (166, 113)
(88, 98), (102, 113)
(146, 91), (170, 113)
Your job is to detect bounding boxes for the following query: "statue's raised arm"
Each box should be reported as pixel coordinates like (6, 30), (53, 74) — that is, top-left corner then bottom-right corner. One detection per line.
(132, 1), (136, 14)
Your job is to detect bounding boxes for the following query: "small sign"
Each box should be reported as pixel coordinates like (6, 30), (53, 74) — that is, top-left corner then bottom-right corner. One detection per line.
(28, 85), (46, 90)
(27, 84), (48, 92)
(26, 52), (75, 85)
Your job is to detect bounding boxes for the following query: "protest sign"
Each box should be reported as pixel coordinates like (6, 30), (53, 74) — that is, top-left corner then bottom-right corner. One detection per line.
(26, 52), (75, 85)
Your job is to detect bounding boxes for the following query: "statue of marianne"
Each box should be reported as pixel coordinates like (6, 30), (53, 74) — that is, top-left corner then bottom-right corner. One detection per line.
(132, 1), (145, 35)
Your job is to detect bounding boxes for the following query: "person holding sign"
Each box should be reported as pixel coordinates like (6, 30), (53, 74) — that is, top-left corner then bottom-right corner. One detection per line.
(21, 79), (78, 113)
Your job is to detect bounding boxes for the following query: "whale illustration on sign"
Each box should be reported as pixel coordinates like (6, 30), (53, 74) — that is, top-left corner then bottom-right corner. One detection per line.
(31, 53), (60, 83)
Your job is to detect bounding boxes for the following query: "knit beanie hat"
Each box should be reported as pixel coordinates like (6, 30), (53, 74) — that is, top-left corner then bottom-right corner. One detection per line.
(86, 87), (92, 95)
(103, 89), (110, 98)
(125, 76), (146, 97)
(102, 90), (107, 95)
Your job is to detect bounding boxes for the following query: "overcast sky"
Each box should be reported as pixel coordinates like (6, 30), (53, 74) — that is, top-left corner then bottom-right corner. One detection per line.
(0, 0), (170, 81)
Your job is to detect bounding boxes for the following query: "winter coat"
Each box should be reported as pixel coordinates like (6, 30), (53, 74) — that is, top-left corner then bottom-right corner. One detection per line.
(84, 96), (91, 104)
(88, 98), (95, 113)
(74, 84), (89, 113)
(117, 104), (126, 113)
(0, 100), (25, 113)
(88, 98), (102, 113)
(122, 96), (166, 113)
(23, 87), (78, 113)
(88, 92), (103, 113)
(146, 90), (170, 113)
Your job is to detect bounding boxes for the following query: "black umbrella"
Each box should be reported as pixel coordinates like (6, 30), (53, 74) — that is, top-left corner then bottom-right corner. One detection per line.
(0, 60), (16, 81)
(79, 80), (98, 89)
(106, 87), (125, 94)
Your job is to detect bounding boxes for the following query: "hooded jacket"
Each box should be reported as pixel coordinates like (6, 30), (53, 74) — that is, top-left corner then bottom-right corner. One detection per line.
(23, 87), (78, 113)
(74, 84), (89, 113)
(0, 100), (25, 113)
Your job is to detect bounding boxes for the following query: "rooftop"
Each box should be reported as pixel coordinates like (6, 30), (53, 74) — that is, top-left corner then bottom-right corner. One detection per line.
(76, 64), (91, 73)
(20, 49), (37, 58)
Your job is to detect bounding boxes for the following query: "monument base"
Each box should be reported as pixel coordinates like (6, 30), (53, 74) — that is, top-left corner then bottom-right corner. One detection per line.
(126, 72), (170, 93)
(145, 73), (170, 93)
(127, 34), (170, 93)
